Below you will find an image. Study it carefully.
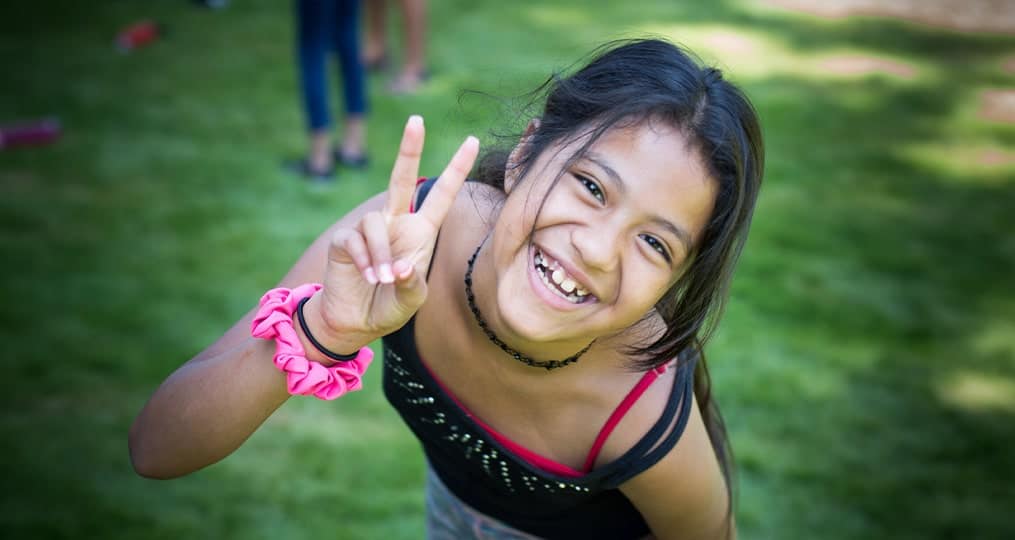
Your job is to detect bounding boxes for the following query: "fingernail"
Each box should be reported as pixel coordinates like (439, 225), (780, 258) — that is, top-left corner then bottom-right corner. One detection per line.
(393, 259), (413, 279)
(364, 267), (379, 285)
(378, 263), (395, 283)
(408, 115), (423, 127)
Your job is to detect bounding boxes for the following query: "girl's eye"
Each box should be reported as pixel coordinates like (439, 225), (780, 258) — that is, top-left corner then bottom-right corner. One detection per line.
(639, 234), (672, 263)
(576, 174), (605, 203)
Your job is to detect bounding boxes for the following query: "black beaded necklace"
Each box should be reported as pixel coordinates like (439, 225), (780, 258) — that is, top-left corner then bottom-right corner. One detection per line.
(464, 239), (593, 371)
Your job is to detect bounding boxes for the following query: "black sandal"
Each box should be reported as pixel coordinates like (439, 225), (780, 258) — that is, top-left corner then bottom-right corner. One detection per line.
(283, 158), (335, 181)
(364, 53), (389, 73)
(333, 150), (369, 170)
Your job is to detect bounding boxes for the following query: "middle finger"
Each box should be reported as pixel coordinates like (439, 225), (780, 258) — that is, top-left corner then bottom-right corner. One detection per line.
(385, 115), (425, 217)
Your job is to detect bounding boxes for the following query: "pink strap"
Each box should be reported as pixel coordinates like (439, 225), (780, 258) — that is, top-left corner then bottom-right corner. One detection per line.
(417, 357), (584, 477)
(250, 284), (374, 400)
(454, 396), (585, 478)
(581, 364), (669, 471)
(419, 351), (671, 476)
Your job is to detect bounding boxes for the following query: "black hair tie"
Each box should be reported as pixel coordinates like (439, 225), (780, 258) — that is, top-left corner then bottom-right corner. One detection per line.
(296, 296), (359, 362)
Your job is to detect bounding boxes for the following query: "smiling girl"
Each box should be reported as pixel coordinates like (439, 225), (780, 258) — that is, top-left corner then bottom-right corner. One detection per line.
(130, 39), (764, 539)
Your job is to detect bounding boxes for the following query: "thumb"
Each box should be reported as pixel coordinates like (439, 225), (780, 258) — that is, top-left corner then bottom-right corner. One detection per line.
(392, 258), (428, 308)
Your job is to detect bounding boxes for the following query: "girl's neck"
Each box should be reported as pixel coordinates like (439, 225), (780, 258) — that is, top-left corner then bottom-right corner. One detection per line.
(423, 184), (589, 376)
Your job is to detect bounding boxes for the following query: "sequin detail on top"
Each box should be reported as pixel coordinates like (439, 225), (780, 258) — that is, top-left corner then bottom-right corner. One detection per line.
(385, 346), (593, 496)
(381, 318), (697, 538)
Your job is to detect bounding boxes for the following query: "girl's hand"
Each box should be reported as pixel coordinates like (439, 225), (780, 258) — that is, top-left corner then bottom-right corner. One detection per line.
(309, 116), (479, 353)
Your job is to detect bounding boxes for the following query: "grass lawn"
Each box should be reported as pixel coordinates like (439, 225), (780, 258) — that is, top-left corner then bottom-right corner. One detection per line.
(2, 0), (1014, 538)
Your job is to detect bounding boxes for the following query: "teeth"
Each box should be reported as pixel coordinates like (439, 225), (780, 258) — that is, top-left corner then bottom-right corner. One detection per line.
(540, 271), (583, 304)
(534, 247), (593, 302)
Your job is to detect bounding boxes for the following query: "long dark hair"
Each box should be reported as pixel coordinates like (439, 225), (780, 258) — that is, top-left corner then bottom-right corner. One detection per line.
(473, 38), (764, 533)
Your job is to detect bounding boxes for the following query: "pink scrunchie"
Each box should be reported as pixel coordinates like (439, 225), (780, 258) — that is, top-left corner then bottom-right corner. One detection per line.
(250, 283), (374, 400)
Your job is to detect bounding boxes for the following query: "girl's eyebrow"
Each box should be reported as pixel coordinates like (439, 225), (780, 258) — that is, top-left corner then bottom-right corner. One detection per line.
(584, 152), (692, 251)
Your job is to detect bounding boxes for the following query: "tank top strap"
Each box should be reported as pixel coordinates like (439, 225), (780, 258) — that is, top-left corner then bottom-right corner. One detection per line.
(408, 176), (435, 213)
(581, 363), (672, 472)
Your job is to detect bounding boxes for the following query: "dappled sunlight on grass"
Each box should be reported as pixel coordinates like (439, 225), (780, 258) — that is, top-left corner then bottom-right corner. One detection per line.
(639, 23), (931, 83)
(640, 23), (801, 77)
(938, 370), (1015, 413)
(969, 317), (1015, 359)
(816, 54), (917, 79)
(754, 0), (1015, 35)
(897, 141), (1015, 183)
(523, 4), (595, 27)
(979, 88), (1015, 123)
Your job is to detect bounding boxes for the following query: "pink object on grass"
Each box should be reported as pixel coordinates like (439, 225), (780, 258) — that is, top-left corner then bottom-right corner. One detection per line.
(116, 20), (161, 52)
(0, 118), (61, 149)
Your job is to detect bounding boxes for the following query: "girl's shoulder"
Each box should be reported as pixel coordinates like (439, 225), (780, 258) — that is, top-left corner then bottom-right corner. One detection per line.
(618, 391), (732, 538)
(459, 179), (503, 221)
(411, 176), (502, 230)
(591, 363), (686, 467)
(437, 180), (503, 243)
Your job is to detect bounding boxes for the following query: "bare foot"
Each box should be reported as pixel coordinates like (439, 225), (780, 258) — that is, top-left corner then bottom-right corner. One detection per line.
(363, 50), (388, 72)
(387, 69), (429, 95)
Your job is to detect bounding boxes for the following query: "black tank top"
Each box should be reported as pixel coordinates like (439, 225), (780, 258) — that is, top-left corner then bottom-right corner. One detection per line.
(382, 321), (696, 539)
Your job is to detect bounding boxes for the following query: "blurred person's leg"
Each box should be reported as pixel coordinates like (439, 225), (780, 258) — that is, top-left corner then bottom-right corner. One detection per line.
(334, 0), (368, 166)
(399, 0), (427, 79)
(296, 0), (335, 175)
(389, 0), (427, 94)
(363, 0), (388, 70)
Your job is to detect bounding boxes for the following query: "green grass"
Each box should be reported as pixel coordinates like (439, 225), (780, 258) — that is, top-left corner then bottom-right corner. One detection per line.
(2, 0), (1014, 538)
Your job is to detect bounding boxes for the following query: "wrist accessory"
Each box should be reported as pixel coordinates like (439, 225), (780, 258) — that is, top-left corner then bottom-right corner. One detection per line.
(250, 283), (374, 400)
(296, 297), (359, 361)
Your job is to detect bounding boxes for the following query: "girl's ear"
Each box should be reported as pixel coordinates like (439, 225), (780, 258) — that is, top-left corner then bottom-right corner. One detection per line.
(504, 118), (541, 193)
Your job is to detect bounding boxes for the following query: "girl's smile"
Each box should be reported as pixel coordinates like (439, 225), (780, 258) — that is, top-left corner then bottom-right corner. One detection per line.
(529, 244), (598, 309)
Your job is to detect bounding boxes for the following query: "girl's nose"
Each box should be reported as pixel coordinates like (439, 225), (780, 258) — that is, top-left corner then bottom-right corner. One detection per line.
(571, 223), (621, 273)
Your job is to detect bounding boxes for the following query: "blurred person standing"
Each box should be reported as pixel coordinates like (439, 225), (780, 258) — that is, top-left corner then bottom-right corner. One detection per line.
(363, 0), (428, 94)
(289, 0), (369, 181)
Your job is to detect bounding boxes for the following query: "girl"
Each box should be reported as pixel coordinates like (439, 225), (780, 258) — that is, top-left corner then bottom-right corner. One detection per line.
(130, 39), (763, 539)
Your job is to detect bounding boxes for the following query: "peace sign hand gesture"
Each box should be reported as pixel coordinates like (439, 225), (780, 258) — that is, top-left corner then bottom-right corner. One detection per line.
(310, 116), (479, 353)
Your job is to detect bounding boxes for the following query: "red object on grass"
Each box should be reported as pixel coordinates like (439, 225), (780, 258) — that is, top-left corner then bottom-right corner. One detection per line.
(0, 118), (61, 149)
(116, 20), (160, 52)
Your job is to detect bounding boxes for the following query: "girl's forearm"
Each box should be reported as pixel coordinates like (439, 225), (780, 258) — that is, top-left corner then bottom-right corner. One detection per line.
(129, 321), (290, 479)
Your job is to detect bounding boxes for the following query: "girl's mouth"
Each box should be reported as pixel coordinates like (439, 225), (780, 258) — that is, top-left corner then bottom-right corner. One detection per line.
(532, 246), (596, 304)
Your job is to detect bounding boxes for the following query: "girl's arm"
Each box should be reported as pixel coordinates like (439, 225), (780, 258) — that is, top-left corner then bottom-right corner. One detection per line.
(128, 193), (386, 479)
(129, 116), (479, 479)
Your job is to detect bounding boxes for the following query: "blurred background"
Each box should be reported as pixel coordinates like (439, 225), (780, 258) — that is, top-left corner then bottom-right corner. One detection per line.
(1, 0), (1013, 538)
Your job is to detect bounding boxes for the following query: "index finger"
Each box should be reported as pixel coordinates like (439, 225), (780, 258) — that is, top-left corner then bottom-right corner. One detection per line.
(417, 136), (480, 227)
(385, 115), (426, 216)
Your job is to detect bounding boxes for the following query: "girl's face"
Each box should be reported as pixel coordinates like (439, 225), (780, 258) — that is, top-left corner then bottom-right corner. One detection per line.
(485, 121), (718, 355)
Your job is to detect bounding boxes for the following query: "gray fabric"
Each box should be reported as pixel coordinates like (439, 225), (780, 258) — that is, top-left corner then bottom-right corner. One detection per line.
(425, 463), (542, 540)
